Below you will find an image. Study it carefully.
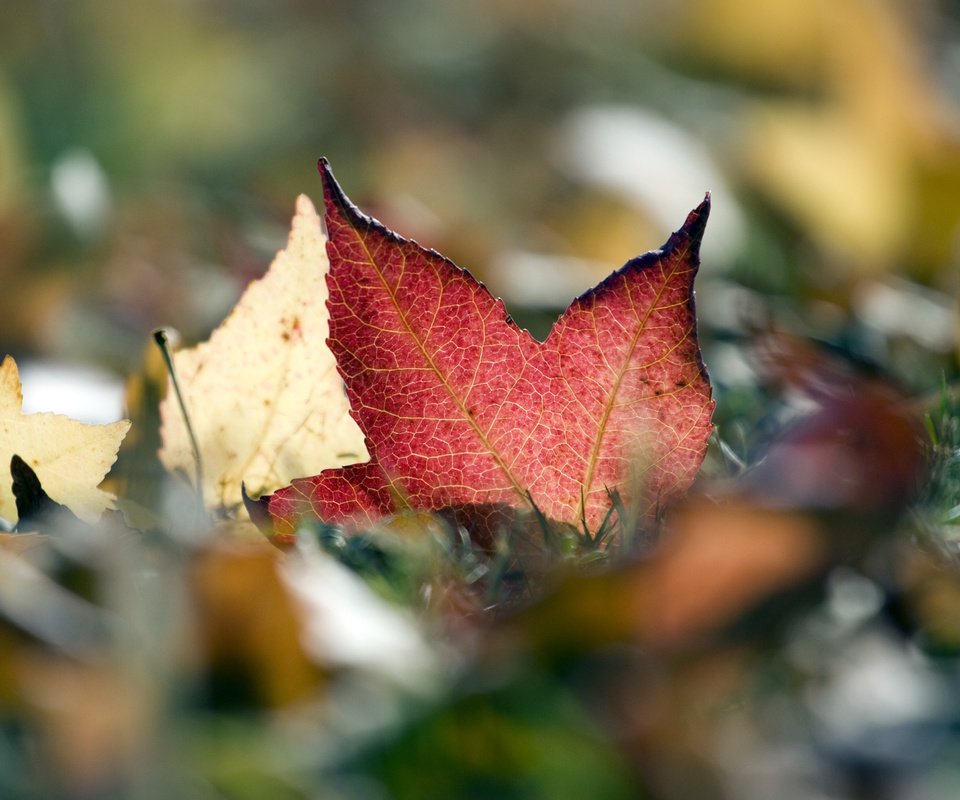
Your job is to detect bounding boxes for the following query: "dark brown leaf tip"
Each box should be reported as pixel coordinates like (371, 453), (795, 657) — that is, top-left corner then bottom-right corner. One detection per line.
(10, 454), (73, 528)
(680, 192), (711, 245)
(654, 192), (710, 272)
(317, 155), (472, 270)
(317, 157), (379, 235)
(241, 483), (275, 538)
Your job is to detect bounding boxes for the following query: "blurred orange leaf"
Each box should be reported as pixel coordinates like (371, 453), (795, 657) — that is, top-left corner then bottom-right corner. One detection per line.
(636, 500), (825, 649)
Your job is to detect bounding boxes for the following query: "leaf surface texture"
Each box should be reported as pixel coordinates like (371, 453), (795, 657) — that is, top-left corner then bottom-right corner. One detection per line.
(265, 162), (713, 537)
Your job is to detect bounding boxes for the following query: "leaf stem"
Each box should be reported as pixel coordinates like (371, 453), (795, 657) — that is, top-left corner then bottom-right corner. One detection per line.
(153, 328), (204, 500)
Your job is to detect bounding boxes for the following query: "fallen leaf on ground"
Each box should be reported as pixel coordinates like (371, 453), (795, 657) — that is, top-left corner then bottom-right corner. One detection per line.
(0, 357), (129, 524)
(159, 195), (369, 510)
(255, 160), (713, 540)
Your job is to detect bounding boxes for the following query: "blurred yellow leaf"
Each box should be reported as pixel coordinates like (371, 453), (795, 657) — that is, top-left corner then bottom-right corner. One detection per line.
(741, 104), (909, 266)
(734, 0), (956, 272)
(189, 534), (321, 707)
(664, 0), (960, 274)
(159, 195), (369, 510)
(662, 0), (826, 85)
(0, 356), (129, 524)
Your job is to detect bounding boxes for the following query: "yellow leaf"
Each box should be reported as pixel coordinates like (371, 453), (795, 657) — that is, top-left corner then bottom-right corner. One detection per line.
(0, 357), (129, 524)
(159, 195), (369, 510)
(659, 0), (824, 86)
(741, 104), (909, 267)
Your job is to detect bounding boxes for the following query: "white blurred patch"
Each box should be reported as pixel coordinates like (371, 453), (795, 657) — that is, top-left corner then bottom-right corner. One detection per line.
(826, 567), (883, 628)
(489, 251), (611, 308)
(852, 278), (957, 353)
(50, 148), (112, 238)
(695, 278), (767, 333)
(18, 360), (125, 424)
(806, 628), (953, 761)
(553, 105), (745, 264)
(704, 342), (756, 387)
(281, 543), (439, 691)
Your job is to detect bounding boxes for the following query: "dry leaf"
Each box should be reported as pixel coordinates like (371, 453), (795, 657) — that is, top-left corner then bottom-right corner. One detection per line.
(257, 161), (713, 540)
(0, 356), (129, 524)
(159, 195), (369, 509)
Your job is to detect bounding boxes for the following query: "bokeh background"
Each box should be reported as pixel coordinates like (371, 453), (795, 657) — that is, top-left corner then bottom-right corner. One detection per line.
(3, 2), (960, 799)
(1, 0), (958, 419)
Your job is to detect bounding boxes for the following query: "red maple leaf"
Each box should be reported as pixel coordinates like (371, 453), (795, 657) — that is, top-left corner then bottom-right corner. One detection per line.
(251, 160), (713, 543)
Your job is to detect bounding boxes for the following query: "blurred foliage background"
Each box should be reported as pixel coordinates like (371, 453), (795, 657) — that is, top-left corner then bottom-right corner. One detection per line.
(2, 0), (958, 393)
(3, 1), (960, 798)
